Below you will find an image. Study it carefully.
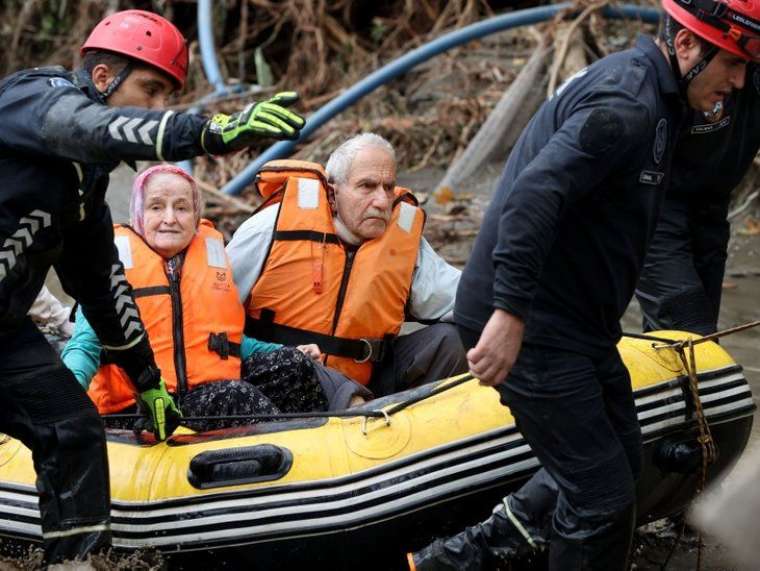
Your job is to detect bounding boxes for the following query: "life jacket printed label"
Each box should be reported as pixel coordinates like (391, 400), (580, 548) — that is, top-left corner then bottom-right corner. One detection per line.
(297, 178), (320, 209)
(690, 115), (731, 134)
(114, 235), (133, 269)
(212, 270), (231, 292)
(205, 237), (227, 269)
(639, 170), (664, 185)
(397, 202), (416, 233)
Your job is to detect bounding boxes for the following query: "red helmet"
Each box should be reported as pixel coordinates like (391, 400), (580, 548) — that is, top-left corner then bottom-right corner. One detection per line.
(81, 10), (188, 88)
(662, 0), (760, 61)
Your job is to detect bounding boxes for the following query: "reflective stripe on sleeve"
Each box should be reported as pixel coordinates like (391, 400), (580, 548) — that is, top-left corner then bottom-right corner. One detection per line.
(156, 110), (174, 161)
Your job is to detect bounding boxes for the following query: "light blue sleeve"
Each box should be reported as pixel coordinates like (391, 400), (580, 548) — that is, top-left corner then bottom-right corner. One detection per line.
(241, 334), (282, 359)
(60, 307), (103, 390)
(226, 203), (279, 304)
(408, 238), (462, 321)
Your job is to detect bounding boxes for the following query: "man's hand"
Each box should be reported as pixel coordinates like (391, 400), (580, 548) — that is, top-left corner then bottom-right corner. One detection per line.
(467, 309), (525, 387)
(135, 378), (182, 441)
(296, 343), (322, 360)
(201, 92), (306, 154)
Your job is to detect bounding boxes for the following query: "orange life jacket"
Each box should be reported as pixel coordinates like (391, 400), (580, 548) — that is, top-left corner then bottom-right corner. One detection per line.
(246, 160), (425, 385)
(88, 221), (244, 414)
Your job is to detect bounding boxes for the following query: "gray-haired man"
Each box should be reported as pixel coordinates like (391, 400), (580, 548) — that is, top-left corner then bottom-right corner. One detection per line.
(227, 133), (466, 396)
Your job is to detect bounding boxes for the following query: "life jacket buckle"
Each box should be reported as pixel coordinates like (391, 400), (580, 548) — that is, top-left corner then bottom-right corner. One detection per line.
(208, 332), (230, 359)
(354, 338), (374, 364)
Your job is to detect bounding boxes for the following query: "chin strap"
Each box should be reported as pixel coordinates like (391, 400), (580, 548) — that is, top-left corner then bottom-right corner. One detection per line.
(73, 64), (133, 105)
(99, 62), (133, 100)
(663, 14), (719, 99)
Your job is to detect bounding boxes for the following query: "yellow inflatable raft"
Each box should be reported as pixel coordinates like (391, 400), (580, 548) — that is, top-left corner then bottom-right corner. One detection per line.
(0, 332), (753, 569)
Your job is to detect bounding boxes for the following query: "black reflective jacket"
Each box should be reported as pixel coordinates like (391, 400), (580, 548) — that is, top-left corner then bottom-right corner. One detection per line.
(0, 66), (207, 382)
(455, 36), (683, 357)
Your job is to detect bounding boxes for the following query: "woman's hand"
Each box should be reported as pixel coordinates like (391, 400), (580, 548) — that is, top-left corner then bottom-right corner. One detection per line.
(296, 344), (322, 360)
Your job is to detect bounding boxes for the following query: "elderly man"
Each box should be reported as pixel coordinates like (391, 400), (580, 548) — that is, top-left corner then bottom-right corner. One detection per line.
(227, 133), (466, 396)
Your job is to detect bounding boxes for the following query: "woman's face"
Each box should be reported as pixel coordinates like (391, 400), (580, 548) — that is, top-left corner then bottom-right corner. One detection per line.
(142, 172), (197, 258)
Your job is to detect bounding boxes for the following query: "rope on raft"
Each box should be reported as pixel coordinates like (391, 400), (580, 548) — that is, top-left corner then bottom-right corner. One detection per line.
(623, 319), (760, 348)
(624, 319), (760, 571)
(106, 321), (760, 427)
(103, 373), (476, 425)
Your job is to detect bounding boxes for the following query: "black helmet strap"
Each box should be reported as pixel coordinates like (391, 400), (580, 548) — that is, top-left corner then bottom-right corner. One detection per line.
(99, 62), (133, 100)
(663, 13), (719, 97)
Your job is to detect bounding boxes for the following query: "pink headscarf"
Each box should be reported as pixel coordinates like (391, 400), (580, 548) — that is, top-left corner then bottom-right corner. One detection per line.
(129, 164), (202, 236)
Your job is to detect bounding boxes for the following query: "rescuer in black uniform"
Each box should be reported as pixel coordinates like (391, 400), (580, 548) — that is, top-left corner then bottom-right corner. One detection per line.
(410, 0), (757, 569)
(637, 63), (760, 335)
(0, 9), (304, 564)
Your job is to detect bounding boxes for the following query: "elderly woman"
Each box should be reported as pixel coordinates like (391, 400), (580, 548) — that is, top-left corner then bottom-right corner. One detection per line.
(63, 165), (368, 432)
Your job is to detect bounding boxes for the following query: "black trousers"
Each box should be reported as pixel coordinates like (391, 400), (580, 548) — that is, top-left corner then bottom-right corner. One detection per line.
(0, 319), (111, 564)
(636, 196), (730, 335)
(370, 323), (468, 397)
(459, 326), (641, 569)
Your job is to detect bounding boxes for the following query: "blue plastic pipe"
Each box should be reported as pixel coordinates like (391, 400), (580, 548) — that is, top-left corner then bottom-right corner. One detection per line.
(179, 0), (242, 173)
(221, 3), (660, 195)
(198, 0), (228, 95)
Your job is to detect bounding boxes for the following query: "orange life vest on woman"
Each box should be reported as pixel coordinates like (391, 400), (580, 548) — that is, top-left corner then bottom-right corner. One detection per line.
(88, 221), (244, 414)
(245, 160), (425, 385)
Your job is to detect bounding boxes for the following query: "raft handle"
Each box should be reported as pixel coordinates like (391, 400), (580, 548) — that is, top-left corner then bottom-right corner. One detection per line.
(188, 444), (293, 489)
(360, 409), (392, 436)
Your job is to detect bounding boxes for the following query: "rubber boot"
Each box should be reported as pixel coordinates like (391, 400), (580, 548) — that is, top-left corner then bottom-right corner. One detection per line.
(548, 502), (636, 571)
(408, 497), (547, 570)
(409, 469), (558, 570)
(35, 409), (112, 564)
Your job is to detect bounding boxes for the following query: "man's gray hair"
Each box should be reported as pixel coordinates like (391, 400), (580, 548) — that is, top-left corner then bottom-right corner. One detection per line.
(325, 133), (395, 186)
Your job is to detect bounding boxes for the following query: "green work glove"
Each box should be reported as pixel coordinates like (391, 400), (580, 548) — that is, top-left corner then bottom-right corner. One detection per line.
(135, 378), (182, 441)
(201, 91), (306, 154)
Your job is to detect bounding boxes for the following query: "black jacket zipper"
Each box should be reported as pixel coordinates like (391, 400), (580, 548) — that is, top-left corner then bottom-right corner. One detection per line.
(166, 256), (188, 398)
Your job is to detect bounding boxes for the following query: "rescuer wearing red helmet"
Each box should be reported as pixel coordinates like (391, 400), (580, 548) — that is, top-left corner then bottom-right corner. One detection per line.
(637, 0), (760, 336)
(659, 0), (759, 110)
(0, 9), (304, 565)
(410, 2), (759, 571)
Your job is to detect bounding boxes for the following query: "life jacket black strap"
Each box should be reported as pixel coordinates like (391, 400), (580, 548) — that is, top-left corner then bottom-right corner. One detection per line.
(273, 230), (341, 244)
(132, 285), (171, 298)
(207, 332), (241, 360)
(246, 312), (392, 364)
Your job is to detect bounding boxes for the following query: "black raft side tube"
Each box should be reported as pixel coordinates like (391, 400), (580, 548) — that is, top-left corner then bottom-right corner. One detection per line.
(219, 3), (662, 195)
